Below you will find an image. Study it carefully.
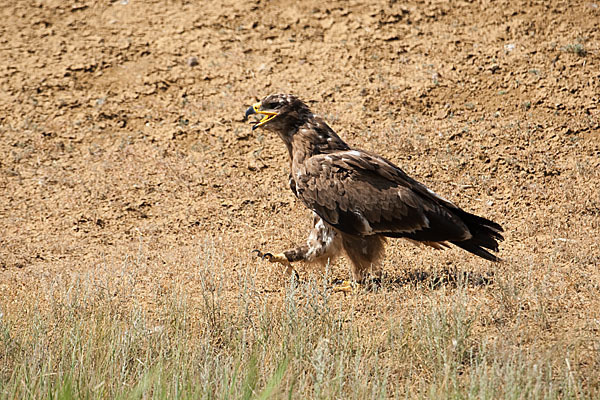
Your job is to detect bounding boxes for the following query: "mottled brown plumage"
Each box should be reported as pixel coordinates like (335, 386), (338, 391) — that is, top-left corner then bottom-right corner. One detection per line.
(245, 94), (504, 282)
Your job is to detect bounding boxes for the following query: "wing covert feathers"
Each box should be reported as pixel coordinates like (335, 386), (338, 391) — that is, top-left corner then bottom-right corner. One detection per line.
(293, 149), (504, 262)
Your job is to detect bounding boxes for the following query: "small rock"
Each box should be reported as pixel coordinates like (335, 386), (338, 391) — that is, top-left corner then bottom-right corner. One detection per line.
(187, 56), (199, 67)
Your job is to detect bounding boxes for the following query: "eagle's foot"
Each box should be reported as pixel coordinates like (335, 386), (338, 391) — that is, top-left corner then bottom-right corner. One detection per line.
(252, 249), (290, 265)
(331, 279), (361, 294)
(252, 250), (299, 280)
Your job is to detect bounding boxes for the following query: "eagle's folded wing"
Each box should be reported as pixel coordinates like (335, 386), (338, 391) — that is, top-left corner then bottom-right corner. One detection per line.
(294, 150), (472, 242)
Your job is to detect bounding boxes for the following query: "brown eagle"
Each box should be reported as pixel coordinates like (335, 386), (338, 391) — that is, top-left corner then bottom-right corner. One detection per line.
(244, 94), (503, 284)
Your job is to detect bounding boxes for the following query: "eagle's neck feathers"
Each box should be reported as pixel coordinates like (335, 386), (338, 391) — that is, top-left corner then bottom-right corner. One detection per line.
(288, 117), (350, 165)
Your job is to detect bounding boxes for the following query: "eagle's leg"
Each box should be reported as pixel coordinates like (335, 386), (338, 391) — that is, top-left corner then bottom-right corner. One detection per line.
(341, 235), (387, 283)
(331, 235), (386, 293)
(301, 214), (343, 266)
(254, 214), (342, 280)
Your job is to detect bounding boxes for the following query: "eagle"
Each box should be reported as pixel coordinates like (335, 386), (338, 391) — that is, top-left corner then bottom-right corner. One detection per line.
(244, 94), (503, 286)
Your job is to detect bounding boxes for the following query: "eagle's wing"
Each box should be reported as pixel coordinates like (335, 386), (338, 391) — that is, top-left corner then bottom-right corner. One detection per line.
(293, 149), (477, 243)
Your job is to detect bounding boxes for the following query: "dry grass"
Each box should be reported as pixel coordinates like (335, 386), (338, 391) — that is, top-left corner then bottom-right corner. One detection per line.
(1, 242), (598, 398)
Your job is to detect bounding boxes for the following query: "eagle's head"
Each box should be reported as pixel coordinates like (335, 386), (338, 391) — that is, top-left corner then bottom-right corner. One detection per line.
(244, 94), (312, 132)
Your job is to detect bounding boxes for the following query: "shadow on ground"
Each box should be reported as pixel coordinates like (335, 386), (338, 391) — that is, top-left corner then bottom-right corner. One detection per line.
(325, 268), (494, 292)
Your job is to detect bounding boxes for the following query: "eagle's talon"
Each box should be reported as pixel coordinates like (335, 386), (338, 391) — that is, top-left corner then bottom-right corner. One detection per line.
(252, 249), (269, 259)
(252, 249), (275, 261)
(252, 250), (289, 265)
(253, 249), (299, 280)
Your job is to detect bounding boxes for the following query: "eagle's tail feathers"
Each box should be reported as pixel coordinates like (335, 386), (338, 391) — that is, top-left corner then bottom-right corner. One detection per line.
(451, 209), (504, 261)
(451, 239), (501, 262)
(455, 209), (504, 238)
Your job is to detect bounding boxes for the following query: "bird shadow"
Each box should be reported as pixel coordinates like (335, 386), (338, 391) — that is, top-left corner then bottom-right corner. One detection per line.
(359, 268), (494, 292)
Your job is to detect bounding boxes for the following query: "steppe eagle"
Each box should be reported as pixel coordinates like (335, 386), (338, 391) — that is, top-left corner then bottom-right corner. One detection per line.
(244, 94), (503, 284)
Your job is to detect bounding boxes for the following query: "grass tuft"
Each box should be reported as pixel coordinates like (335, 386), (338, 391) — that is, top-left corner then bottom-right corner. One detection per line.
(562, 43), (587, 56)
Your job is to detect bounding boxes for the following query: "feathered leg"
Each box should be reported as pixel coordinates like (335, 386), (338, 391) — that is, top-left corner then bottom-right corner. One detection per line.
(342, 234), (387, 282)
(254, 213), (342, 277)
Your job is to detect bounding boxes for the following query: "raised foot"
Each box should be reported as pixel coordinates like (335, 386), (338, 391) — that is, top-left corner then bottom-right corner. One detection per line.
(252, 250), (290, 265)
(252, 249), (299, 280)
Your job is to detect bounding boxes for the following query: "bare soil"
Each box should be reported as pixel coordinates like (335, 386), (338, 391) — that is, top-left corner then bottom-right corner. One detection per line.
(1, 0), (599, 389)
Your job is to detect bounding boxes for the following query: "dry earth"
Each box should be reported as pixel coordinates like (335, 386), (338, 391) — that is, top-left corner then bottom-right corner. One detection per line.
(1, 0), (600, 392)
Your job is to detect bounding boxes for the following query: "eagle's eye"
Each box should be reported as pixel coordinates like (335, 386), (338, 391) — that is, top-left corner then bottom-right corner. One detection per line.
(262, 102), (280, 110)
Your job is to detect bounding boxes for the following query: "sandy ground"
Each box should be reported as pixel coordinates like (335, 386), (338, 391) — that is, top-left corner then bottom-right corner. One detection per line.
(1, 0), (599, 387)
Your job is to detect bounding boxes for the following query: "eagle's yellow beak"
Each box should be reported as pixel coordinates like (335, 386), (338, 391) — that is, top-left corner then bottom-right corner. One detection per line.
(244, 102), (277, 130)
